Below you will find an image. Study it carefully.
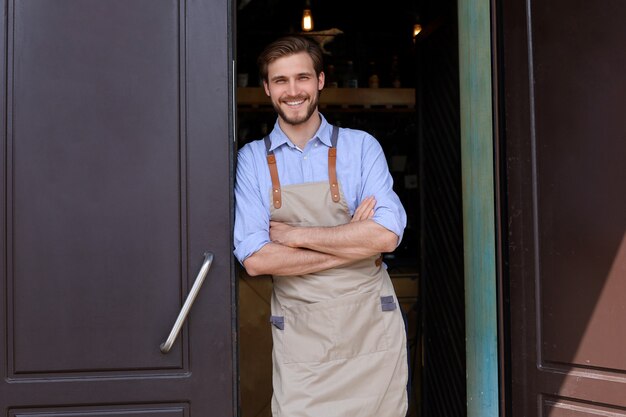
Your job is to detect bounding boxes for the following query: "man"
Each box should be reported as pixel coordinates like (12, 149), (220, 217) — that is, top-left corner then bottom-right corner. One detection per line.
(234, 35), (408, 417)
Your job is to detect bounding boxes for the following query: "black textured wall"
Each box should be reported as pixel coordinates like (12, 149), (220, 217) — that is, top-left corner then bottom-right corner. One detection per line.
(417, 3), (467, 416)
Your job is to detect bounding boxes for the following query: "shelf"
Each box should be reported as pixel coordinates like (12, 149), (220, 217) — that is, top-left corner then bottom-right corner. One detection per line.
(237, 87), (415, 110)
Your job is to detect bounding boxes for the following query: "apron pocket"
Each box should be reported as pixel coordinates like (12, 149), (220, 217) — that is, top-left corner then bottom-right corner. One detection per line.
(282, 291), (389, 364)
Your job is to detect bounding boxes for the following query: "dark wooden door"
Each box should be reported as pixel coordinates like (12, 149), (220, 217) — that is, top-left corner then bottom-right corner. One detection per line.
(501, 0), (626, 415)
(0, 0), (235, 415)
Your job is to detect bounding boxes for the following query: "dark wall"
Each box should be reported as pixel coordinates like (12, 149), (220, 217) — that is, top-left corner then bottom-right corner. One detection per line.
(417, 1), (466, 416)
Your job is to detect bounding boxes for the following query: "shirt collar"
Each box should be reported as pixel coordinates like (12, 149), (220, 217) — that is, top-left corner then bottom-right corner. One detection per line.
(267, 113), (333, 152)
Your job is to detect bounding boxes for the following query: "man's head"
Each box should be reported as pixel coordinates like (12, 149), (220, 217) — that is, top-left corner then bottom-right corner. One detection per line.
(257, 36), (325, 128)
(257, 35), (324, 83)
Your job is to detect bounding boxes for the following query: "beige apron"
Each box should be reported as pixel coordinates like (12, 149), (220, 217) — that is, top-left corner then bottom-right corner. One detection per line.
(264, 127), (408, 417)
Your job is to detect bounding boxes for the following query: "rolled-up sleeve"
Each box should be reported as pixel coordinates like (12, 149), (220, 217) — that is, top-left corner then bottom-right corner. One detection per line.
(233, 146), (271, 264)
(360, 135), (407, 246)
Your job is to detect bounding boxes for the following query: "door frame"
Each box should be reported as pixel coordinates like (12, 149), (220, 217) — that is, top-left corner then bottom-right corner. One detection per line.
(458, 0), (500, 416)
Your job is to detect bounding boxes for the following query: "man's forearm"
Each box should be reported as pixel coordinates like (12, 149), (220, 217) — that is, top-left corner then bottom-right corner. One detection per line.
(242, 242), (353, 277)
(288, 220), (398, 259)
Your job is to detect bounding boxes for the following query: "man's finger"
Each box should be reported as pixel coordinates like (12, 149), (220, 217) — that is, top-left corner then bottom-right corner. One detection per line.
(360, 197), (376, 217)
(352, 196), (376, 222)
(352, 198), (370, 220)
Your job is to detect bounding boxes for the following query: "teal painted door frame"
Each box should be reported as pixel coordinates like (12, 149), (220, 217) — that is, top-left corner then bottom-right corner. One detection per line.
(458, 0), (499, 416)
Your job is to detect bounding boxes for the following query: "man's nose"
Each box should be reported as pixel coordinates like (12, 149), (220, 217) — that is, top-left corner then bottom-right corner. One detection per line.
(286, 80), (298, 96)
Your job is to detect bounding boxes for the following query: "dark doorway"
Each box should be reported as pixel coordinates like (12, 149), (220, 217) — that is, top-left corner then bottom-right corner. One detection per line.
(416, 1), (467, 416)
(235, 0), (466, 416)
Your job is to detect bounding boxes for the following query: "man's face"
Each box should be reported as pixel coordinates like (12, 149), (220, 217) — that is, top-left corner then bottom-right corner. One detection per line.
(263, 52), (325, 126)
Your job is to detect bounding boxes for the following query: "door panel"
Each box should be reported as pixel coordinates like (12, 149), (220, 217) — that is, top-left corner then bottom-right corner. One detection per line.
(1, 0), (234, 414)
(10, 404), (187, 417)
(543, 399), (626, 417)
(502, 0), (626, 415)
(11, 0), (183, 375)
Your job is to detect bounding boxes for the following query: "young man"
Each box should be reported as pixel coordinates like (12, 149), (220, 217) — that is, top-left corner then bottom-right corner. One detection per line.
(234, 35), (408, 417)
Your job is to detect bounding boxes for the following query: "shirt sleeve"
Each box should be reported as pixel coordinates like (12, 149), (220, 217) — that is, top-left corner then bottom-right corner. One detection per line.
(233, 145), (271, 265)
(360, 134), (407, 246)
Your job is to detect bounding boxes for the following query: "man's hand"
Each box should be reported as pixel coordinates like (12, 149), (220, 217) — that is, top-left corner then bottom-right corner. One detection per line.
(269, 221), (298, 247)
(351, 196), (376, 222)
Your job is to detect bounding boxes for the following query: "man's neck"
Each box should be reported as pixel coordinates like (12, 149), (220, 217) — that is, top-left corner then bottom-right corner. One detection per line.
(278, 112), (322, 150)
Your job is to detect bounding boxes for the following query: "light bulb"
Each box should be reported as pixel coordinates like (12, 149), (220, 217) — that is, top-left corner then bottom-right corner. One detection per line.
(302, 8), (313, 31)
(413, 23), (422, 38)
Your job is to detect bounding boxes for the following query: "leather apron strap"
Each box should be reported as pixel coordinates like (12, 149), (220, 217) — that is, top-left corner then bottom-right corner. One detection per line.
(264, 136), (282, 209)
(264, 125), (341, 209)
(328, 125), (340, 203)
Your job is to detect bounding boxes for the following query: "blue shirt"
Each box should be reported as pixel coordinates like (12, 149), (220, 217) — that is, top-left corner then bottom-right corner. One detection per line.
(233, 114), (407, 264)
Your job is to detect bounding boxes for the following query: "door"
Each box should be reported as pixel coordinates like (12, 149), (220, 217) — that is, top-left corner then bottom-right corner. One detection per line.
(502, 0), (626, 415)
(1, 0), (235, 415)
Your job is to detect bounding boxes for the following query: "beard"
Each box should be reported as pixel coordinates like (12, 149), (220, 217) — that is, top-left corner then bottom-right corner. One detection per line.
(272, 90), (320, 126)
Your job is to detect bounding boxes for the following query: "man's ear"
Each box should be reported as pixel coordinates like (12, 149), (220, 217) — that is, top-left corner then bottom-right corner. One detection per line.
(318, 72), (325, 90)
(263, 80), (270, 97)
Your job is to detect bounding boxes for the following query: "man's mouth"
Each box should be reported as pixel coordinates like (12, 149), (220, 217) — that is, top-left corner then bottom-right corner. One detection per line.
(282, 97), (307, 107)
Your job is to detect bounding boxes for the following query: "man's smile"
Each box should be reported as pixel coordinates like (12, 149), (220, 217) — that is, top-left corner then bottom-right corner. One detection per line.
(282, 97), (307, 107)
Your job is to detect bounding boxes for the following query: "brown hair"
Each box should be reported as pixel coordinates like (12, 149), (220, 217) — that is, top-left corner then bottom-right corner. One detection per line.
(257, 35), (324, 82)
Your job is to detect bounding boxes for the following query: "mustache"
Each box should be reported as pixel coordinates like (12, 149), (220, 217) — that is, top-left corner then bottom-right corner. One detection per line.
(280, 95), (308, 102)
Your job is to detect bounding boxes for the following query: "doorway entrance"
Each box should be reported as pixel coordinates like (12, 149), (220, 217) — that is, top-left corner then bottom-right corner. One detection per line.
(235, 1), (467, 416)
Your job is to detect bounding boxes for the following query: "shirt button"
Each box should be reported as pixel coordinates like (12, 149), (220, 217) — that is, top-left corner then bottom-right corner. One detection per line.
(314, 143), (318, 147)
(303, 156), (308, 160)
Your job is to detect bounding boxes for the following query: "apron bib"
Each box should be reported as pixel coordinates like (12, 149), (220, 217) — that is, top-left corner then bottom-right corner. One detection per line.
(265, 127), (408, 417)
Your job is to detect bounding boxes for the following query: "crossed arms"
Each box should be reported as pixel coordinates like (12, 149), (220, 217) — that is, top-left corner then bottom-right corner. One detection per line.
(243, 196), (399, 276)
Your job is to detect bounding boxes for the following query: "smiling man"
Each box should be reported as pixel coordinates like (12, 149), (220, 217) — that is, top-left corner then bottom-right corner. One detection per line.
(263, 50), (321, 128)
(234, 35), (409, 417)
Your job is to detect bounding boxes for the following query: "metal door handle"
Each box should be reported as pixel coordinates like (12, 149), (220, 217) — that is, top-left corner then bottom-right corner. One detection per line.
(160, 251), (214, 353)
